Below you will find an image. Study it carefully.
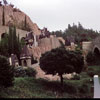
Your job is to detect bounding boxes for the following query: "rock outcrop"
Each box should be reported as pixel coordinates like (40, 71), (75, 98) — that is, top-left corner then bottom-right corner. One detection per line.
(32, 63), (75, 81)
(0, 5), (41, 35)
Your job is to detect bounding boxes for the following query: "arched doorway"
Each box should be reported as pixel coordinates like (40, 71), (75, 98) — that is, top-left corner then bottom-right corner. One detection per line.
(1, 33), (7, 39)
(93, 47), (100, 65)
(24, 60), (27, 66)
(94, 47), (100, 57)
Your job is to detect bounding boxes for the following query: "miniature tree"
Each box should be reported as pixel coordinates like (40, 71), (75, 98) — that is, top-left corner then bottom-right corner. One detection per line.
(40, 47), (84, 86)
(2, 5), (5, 26)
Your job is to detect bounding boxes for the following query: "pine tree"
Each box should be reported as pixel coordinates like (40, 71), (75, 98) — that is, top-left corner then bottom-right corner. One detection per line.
(2, 6), (5, 26)
(24, 15), (27, 29)
(0, 33), (9, 57)
(0, 26), (25, 65)
(8, 26), (13, 55)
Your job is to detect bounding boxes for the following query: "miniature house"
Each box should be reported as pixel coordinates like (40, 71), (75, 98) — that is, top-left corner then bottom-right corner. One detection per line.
(25, 31), (38, 47)
(9, 54), (19, 67)
(20, 45), (32, 67)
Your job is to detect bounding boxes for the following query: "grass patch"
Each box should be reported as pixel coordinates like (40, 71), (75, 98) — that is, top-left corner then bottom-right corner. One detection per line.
(0, 76), (93, 98)
(1, 65), (100, 98)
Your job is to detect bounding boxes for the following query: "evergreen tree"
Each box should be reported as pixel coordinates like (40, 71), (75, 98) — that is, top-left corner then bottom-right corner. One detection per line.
(0, 26), (25, 64)
(2, 6), (5, 26)
(40, 47), (84, 86)
(11, 26), (21, 62)
(24, 15), (27, 29)
(8, 26), (13, 54)
(0, 33), (9, 57)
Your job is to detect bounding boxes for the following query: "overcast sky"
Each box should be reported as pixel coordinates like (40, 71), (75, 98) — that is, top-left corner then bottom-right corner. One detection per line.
(6, 0), (100, 32)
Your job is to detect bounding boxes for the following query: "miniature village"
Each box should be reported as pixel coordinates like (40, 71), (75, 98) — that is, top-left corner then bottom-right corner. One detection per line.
(0, 0), (100, 98)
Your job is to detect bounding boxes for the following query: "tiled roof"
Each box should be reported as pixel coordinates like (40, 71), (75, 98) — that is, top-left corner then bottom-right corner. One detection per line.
(25, 31), (34, 41)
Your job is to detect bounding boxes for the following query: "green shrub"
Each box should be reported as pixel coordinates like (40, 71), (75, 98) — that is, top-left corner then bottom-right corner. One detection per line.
(86, 52), (95, 66)
(14, 66), (26, 77)
(71, 75), (80, 80)
(0, 55), (14, 87)
(88, 68), (94, 71)
(96, 70), (100, 76)
(64, 83), (78, 94)
(79, 84), (89, 94)
(14, 67), (37, 77)
(87, 70), (96, 77)
(86, 51), (100, 66)
(25, 67), (37, 77)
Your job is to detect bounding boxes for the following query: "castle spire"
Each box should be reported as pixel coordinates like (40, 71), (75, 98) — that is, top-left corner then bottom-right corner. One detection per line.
(3, 0), (8, 5)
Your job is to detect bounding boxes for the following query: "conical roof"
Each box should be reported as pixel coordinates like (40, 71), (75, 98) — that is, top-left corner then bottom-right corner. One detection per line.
(25, 31), (34, 41)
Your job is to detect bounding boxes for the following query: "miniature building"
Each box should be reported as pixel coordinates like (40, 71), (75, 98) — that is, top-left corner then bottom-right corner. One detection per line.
(39, 27), (50, 39)
(20, 45), (32, 67)
(9, 54), (19, 67)
(82, 41), (92, 55)
(65, 36), (76, 51)
(0, 1), (2, 6)
(70, 42), (76, 50)
(25, 31), (38, 47)
(25, 31), (34, 46)
(3, 0), (8, 5)
(65, 35), (75, 46)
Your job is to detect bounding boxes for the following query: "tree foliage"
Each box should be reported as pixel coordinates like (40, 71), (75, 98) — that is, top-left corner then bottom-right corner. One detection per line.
(86, 51), (100, 66)
(40, 47), (84, 85)
(7, 26), (22, 61)
(0, 33), (9, 57)
(0, 26), (25, 64)
(0, 55), (14, 87)
(51, 22), (99, 44)
(2, 6), (5, 26)
(20, 15), (31, 31)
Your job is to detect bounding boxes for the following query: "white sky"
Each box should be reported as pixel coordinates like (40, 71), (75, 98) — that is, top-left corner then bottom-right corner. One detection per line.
(6, 0), (100, 32)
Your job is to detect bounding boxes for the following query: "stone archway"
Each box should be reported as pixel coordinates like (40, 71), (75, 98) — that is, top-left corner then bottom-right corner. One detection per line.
(94, 47), (100, 56)
(1, 33), (7, 39)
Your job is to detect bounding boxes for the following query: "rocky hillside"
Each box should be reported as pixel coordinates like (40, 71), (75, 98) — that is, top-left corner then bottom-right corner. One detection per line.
(0, 5), (41, 35)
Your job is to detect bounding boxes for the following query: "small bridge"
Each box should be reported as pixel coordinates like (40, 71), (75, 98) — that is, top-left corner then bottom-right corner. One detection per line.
(82, 36), (100, 55)
(92, 36), (100, 55)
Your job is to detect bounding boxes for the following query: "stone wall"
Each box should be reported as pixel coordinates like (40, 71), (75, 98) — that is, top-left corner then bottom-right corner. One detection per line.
(82, 41), (93, 55)
(0, 26), (28, 40)
(28, 36), (61, 59)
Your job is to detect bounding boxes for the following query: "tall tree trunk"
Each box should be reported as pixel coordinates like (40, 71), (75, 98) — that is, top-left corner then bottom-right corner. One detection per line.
(60, 74), (63, 86)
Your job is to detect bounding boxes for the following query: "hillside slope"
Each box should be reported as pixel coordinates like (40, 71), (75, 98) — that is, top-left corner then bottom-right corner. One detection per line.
(0, 5), (41, 35)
